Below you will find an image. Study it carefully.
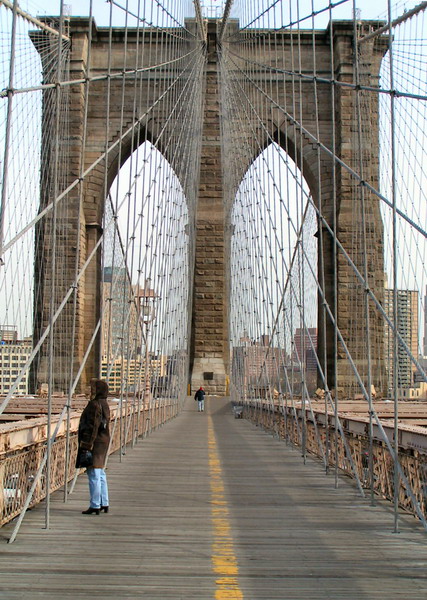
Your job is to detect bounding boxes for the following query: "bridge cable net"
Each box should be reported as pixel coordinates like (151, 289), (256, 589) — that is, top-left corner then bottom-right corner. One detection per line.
(0, 0), (204, 534)
(1, 0), (427, 538)
(220, 0), (427, 528)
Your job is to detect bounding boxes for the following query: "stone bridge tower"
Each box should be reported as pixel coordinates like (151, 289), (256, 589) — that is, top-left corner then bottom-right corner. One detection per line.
(31, 17), (387, 397)
(192, 19), (388, 396)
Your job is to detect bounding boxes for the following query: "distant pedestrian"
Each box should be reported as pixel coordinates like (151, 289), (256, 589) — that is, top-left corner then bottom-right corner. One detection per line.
(194, 386), (205, 412)
(76, 379), (110, 515)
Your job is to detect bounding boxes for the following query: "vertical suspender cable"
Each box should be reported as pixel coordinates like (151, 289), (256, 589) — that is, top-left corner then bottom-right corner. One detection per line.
(324, 1), (334, 485)
(45, 0), (65, 530)
(64, 0), (93, 500)
(128, 0), (144, 446)
(288, 0), (299, 447)
(120, 0), (131, 453)
(295, 0), (307, 465)
(328, 10), (340, 491)
(102, 1), (114, 392)
(352, 0), (375, 507)
(387, 0), (400, 534)
(133, 15), (149, 440)
(311, 0), (329, 471)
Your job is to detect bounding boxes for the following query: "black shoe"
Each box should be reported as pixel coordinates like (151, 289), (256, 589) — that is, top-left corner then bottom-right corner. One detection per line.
(100, 506), (109, 513)
(82, 507), (100, 515)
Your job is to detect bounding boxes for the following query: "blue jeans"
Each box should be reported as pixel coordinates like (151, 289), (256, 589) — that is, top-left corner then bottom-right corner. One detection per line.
(86, 467), (109, 509)
(198, 399), (204, 411)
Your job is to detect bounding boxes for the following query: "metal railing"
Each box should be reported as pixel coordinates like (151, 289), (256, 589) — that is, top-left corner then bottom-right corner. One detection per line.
(0, 396), (180, 527)
(243, 400), (427, 521)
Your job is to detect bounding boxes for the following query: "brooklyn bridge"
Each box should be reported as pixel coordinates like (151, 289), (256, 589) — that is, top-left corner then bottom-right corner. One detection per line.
(0, 0), (427, 597)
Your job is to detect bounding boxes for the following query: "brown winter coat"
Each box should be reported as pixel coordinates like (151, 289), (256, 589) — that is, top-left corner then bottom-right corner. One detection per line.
(78, 392), (111, 469)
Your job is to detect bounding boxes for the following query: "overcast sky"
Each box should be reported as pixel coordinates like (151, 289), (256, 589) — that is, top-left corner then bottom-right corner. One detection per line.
(17, 0), (413, 27)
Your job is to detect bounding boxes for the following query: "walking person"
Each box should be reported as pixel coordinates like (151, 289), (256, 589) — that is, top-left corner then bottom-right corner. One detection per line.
(194, 386), (205, 412)
(76, 379), (110, 515)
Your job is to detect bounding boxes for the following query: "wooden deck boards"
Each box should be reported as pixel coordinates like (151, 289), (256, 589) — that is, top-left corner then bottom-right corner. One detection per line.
(1, 397), (426, 599)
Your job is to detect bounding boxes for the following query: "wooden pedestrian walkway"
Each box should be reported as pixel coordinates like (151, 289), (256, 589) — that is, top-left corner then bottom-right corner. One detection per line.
(1, 397), (427, 599)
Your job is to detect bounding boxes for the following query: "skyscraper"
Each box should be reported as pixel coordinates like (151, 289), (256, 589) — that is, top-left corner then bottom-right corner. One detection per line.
(384, 288), (419, 390)
(0, 330), (32, 394)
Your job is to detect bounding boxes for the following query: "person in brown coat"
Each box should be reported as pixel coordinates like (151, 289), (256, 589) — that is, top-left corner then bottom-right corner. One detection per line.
(76, 379), (111, 515)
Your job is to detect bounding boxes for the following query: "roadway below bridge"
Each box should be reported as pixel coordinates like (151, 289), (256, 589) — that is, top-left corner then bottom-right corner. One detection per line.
(1, 397), (427, 599)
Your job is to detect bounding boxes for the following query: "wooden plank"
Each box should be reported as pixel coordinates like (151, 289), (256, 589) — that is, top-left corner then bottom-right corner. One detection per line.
(0, 397), (426, 599)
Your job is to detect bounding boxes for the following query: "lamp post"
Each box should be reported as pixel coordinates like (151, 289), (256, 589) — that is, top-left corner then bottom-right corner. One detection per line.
(137, 279), (157, 433)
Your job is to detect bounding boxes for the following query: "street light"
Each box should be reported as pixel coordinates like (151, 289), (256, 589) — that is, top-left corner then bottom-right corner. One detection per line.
(137, 278), (158, 409)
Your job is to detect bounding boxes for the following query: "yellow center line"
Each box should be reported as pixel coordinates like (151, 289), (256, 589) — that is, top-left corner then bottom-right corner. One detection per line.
(208, 414), (244, 600)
